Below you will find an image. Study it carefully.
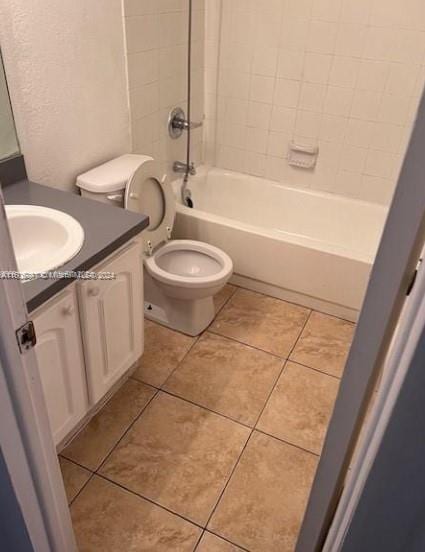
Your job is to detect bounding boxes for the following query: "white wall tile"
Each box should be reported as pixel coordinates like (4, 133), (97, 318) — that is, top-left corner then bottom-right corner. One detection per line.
(250, 75), (275, 104)
(274, 79), (301, 108)
(335, 24), (366, 57)
(299, 82), (327, 111)
(203, 0), (425, 203)
(329, 57), (359, 88)
(307, 21), (337, 54)
(277, 50), (305, 80)
(324, 86), (354, 116)
(304, 53), (333, 83)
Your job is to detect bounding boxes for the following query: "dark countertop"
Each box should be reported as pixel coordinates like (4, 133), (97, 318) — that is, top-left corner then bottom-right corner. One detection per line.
(4, 179), (149, 312)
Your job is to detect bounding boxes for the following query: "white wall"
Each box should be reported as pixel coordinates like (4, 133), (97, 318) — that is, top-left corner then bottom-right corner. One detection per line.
(205, 0), (425, 205)
(122, 0), (204, 181)
(0, 0), (131, 191)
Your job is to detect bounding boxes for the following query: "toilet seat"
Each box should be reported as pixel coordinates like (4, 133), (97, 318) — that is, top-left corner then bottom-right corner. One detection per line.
(124, 157), (175, 254)
(145, 240), (233, 289)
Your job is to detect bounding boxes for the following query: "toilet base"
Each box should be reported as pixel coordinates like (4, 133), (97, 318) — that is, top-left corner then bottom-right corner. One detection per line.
(144, 270), (217, 336)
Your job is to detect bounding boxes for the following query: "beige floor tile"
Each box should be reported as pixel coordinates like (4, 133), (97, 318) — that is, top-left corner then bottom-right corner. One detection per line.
(290, 311), (355, 377)
(197, 532), (244, 551)
(62, 379), (155, 471)
(209, 432), (317, 552)
(164, 333), (283, 426)
(71, 476), (201, 552)
(211, 289), (310, 357)
(100, 392), (250, 526)
(59, 457), (91, 504)
(133, 320), (196, 387)
(257, 362), (339, 454)
(214, 284), (237, 313)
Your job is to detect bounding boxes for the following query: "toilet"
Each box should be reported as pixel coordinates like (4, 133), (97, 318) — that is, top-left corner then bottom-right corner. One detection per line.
(76, 154), (233, 335)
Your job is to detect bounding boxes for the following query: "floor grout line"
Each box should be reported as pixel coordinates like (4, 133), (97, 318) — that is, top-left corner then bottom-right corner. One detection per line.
(205, 529), (251, 552)
(96, 472), (206, 530)
(94, 387), (160, 474)
(212, 284), (238, 319)
(288, 359), (342, 381)
(254, 428), (320, 458)
(207, 328), (287, 360)
(68, 471), (96, 508)
(158, 388), (254, 429)
(229, 282), (357, 324)
(192, 530), (205, 552)
(204, 431), (255, 533)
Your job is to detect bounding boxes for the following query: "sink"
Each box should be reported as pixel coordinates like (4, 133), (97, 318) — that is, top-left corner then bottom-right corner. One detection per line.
(5, 205), (85, 278)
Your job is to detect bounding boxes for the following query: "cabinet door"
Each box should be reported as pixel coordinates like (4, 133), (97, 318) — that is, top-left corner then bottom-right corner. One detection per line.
(33, 287), (88, 445)
(78, 241), (143, 404)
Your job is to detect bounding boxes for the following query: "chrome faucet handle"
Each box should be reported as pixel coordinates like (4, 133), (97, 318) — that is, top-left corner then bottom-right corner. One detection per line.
(172, 116), (203, 131)
(168, 107), (203, 139)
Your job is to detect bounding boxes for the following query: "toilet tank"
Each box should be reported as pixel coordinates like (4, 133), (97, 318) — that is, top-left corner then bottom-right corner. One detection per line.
(76, 154), (151, 207)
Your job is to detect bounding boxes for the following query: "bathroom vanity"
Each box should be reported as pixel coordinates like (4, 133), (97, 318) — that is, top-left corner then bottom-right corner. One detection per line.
(3, 176), (149, 447)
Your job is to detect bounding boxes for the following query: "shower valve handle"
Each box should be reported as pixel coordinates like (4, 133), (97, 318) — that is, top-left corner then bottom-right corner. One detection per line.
(172, 116), (203, 131)
(168, 107), (203, 139)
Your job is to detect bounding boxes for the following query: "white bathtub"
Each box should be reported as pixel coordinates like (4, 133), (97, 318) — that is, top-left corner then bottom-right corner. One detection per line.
(173, 167), (388, 321)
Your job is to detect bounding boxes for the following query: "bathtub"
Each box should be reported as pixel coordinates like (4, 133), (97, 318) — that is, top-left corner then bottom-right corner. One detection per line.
(173, 167), (388, 321)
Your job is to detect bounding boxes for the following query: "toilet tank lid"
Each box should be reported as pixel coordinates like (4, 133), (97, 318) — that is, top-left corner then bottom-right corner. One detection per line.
(76, 154), (154, 193)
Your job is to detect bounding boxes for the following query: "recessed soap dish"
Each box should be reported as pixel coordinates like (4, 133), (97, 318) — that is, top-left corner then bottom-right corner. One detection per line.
(288, 141), (319, 169)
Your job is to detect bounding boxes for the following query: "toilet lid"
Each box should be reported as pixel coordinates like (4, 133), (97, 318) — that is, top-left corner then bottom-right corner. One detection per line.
(124, 158), (175, 252)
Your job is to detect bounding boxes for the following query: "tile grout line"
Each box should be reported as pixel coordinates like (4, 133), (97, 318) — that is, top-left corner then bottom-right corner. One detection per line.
(196, 529), (251, 552)
(96, 472), (206, 530)
(204, 431), (256, 540)
(253, 310), (314, 431)
(68, 471), (96, 508)
(159, 332), (203, 390)
(229, 283), (357, 324)
(207, 328), (286, 360)
(159, 388), (254, 429)
(94, 385), (160, 474)
(254, 428), (320, 459)
(288, 358), (342, 381)
(159, 285), (238, 392)
(192, 530), (205, 552)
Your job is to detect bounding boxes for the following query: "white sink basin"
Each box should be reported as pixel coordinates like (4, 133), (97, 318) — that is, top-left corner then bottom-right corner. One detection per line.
(5, 205), (85, 278)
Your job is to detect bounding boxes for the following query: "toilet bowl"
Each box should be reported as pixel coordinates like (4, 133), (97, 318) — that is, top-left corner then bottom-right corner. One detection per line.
(76, 154), (233, 335)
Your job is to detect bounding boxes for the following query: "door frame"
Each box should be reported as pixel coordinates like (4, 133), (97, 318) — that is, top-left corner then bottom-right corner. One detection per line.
(0, 186), (76, 551)
(296, 93), (425, 550)
(324, 239), (425, 550)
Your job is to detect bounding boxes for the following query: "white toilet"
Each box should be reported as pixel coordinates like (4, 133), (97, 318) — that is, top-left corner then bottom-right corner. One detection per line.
(76, 154), (233, 335)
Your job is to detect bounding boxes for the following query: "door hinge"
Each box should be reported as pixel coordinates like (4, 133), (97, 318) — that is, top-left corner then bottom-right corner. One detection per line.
(16, 321), (37, 353)
(407, 258), (422, 296)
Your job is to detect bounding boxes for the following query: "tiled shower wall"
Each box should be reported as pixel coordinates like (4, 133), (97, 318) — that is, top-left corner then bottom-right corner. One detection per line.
(204, 0), (425, 204)
(122, 0), (204, 180)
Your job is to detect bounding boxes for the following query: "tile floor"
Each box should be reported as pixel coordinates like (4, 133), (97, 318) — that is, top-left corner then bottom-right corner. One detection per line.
(60, 285), (355, 552)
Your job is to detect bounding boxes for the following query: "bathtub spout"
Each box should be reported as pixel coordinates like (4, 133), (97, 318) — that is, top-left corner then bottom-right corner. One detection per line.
(173, 161), (196, 176)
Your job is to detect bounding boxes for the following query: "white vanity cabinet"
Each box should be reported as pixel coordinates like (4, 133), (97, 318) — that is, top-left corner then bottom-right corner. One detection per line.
(33, 285), (88, 445)
(77, 240), (143, 405)
(32, 238), (144, 445)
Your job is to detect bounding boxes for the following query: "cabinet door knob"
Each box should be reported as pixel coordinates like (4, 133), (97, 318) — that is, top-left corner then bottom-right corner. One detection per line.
(62, 305), (74, 316)
(88, 286), (100, 297)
